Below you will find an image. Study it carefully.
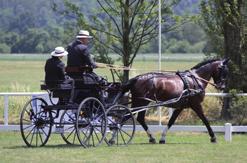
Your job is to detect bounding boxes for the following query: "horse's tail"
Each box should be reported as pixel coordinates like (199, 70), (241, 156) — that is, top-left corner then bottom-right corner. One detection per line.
(121, 77), (138, 94)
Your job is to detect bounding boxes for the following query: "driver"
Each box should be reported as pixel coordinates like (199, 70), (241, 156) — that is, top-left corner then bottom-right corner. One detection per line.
(66, 30), (106, 85)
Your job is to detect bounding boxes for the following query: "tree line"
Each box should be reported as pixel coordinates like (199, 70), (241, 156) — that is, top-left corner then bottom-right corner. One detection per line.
(0, 0), (206, 54)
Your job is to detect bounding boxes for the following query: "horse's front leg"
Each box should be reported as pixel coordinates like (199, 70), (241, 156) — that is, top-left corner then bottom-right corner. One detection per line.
(191, 104), (216, 143)
(137, 110), (156, 144)
(159, 108), (183, 144)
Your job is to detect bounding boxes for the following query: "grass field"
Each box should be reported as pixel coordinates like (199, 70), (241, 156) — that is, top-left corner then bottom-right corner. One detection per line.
(0, 54), (246, 162)
(0, 131), (247, 163)
(0, 53), (203, 92)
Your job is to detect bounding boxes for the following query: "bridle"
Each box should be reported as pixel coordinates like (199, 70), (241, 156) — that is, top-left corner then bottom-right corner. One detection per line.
(189, 61), (228, 89)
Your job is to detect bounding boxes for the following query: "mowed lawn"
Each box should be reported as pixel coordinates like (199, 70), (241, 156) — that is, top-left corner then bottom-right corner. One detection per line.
(0, 132), (247, 163)
(1, 55), (247, 162)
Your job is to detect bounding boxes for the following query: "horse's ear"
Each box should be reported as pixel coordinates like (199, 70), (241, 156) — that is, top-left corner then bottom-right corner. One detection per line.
(223, 58), (230, 65)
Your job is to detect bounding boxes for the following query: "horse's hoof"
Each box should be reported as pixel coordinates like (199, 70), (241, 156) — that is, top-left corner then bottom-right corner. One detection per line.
(210, 137), (217, 143)
(149, 138), (156, 144)
(159, 140), (166, 144)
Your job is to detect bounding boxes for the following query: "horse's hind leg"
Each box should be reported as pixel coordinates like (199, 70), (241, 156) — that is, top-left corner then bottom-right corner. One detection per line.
(192, 104), (216, 143)
(132, 99), (156, 143)
(159, 108), (183, 144)
(136, 110), (156, 143)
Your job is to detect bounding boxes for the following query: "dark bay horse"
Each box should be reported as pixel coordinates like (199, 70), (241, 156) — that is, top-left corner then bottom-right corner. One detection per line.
(122, 58), (229, 143)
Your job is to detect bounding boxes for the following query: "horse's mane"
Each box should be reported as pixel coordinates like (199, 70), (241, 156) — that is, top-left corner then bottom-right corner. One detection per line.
(191, 58), (219, 70)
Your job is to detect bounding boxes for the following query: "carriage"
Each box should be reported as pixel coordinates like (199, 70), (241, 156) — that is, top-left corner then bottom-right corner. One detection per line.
(20, 73), (135, 148)
(20, 58), (229, 147)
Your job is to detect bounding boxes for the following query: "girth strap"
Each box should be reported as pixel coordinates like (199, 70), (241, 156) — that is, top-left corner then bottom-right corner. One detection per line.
(176, 71), (190, 90)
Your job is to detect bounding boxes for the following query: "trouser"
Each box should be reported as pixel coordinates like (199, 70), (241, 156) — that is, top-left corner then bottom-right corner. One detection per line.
(68, 72), (106, 85)
(60, 77), (75, 103)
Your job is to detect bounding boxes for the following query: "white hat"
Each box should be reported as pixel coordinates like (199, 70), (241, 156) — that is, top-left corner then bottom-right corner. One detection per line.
(76, 30), (93, 39)
(51, 47), (68, 57)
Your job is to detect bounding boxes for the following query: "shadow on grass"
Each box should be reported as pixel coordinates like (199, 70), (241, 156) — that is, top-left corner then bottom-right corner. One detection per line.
(3, 144), (86, 150)
(3, 141), (206, 150)
(133, 142), (200, 145)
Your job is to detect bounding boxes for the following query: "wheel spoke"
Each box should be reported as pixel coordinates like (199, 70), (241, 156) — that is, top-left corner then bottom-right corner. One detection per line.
(72, 131), (77, 144)
(119, 130), (127, 144)
(64, 125), (75, 132)
(22, 118), (32, 123)
(23, 124), (35, 131)
(92, 128), (101, 143)
(107, 116), (116, 124)
(66, 112), (76, 121)
(91, 130), (95, 147)
(116, 130), (119, 145)
(36, 128), (38, 146)
(79, 126), (90, 142)
(24, 125), (35, 140)
(38, 129), (44, 145)
(65, 128), (76, 140)
(40, 128), (48, 137)
(30, 128), (35, 146)
(118, 127), (132, 138)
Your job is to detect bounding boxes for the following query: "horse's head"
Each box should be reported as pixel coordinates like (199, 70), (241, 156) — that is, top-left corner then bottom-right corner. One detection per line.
(212, 58), (229, 90)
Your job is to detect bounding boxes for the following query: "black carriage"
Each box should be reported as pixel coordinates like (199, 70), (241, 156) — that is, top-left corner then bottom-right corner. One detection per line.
(20, 73), (135, 148)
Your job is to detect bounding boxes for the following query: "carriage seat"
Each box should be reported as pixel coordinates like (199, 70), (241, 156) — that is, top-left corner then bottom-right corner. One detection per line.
(41, 83), (73, 91)
(40, 81), (73, 99)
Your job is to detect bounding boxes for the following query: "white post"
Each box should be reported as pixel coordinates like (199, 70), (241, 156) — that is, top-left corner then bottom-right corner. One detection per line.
(4, 95), (9, 126)
(224, 123), (232, 142)
(158, 0), (162, 126)
(158, 0), (161, 71)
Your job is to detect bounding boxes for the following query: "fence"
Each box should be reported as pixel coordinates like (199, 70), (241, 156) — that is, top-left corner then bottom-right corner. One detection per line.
(1, 92), (247, 142)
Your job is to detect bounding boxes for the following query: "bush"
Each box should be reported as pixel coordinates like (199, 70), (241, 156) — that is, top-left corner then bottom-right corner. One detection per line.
(0, 43), (11, 53)
(229, 89), (247, 125)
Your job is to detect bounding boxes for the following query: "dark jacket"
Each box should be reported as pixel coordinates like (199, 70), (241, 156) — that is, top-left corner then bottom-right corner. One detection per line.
(67, 40), (96, 68)
(45, 57), (66, 86)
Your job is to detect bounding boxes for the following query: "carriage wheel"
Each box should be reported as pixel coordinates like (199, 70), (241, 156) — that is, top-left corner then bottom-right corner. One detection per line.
(105, 105), (135, 146)
(76, 97), (107, 148)
(60, 110), (80, 145)
(20, 98), (52, 147)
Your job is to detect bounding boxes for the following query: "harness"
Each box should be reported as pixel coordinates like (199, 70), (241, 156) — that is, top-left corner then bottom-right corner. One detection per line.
(134, 71), (204, 105)
(176, 71), (190, 90)
(176, 71), (204, 96)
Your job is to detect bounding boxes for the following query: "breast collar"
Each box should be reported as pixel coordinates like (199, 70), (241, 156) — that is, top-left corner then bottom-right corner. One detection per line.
(176, 70), (204, 93)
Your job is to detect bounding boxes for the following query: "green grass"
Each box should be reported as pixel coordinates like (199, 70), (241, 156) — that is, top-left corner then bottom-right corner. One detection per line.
(0, 132), (247, 163)
(0, 57), (200, 92)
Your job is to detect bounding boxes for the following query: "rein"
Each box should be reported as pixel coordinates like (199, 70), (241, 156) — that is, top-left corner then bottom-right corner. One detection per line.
(96, 62), (133, 70)
(188, 70), (218, 88)
(98, 62), (219, 88)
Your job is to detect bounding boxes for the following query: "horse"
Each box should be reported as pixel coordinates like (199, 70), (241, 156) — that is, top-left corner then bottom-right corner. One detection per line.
(121, 58), (229, 144)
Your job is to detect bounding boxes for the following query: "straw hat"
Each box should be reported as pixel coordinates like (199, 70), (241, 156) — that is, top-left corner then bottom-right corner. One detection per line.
(51, 47), (68, 57)
(76, 30), (93, 39)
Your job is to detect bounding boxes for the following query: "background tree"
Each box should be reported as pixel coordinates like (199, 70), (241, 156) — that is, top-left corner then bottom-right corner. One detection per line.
(200, 0), (247, 119)
(0, 0), (206, 56)
(55, 0), (182, 83)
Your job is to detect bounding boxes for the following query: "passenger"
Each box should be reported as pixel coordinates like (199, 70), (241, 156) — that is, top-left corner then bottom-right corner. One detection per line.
(45, 47), (74, 102)
(67, 30), (106, 85)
